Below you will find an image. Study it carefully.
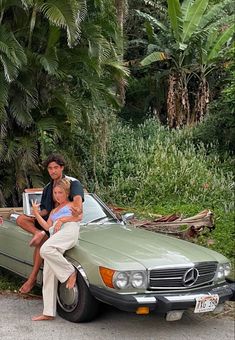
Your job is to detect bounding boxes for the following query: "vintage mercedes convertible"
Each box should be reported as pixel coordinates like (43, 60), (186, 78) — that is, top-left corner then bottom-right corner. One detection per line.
(0, 191), (234, 323)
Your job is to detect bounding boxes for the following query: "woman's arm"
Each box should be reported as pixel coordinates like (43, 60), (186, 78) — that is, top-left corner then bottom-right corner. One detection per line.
(52, 202), (82, 234)
(31, 200), (52, 231)
(59, 201), (83, 224)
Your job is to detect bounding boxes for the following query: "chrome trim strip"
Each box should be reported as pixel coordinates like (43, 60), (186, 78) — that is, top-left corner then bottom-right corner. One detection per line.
(76, 265), (90, 287)
(166, 295), (203, 302)
(149, 280), (214, 290)
(151, 277), (183, 280)
(134, 296), (157, 304)
(148, 261), (217, 271)
(148, 263), (195, 270)
(65, 256), (90, 287)
(0, 250), (32, 267)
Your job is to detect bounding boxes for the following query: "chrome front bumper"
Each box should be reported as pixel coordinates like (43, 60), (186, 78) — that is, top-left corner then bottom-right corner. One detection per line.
(90, 282), (234, 313)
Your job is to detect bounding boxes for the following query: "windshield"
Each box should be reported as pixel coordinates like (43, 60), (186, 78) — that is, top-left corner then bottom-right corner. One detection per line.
(81, 194), (118, 224)
(22, 192), (118, 224)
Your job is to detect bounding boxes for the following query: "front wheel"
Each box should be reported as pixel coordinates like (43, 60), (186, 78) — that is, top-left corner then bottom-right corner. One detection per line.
(57, 270), (99, 322)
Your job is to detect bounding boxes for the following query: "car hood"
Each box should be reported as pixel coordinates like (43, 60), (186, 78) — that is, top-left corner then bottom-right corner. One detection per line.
(77, 223), (227, 269)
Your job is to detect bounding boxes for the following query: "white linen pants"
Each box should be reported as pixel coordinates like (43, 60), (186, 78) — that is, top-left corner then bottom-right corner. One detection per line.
(40, 222), (80, 317)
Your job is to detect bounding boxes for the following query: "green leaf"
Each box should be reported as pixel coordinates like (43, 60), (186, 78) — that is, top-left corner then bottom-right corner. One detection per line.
(167, 0), (182, 41)
(39, 0), (81, 47)
(141, 51), (168, 66)
(182, 0), (209, 43)
(135, 10), (167, 31)
(181, 0), (193, 21)
(207, 24), (235, 62)
(38, 48), (59, 75)
(199, 0), (231, 29)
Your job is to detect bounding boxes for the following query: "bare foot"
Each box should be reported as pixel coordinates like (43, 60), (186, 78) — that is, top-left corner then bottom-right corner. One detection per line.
(19, 278), (36, 294)
(29, 231), (46, 247)
(32, 315), (54, 321)
(66, 271), (77, 289)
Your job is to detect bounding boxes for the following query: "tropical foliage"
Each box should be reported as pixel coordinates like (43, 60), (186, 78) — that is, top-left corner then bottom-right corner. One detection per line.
(0, 0), (127, 205)
(0, 0), (234, 263)
(126, 0), (234, 127)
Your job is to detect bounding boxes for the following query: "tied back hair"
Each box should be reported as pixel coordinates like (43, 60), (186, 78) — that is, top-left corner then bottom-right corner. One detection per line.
(54, 178), (71, 195)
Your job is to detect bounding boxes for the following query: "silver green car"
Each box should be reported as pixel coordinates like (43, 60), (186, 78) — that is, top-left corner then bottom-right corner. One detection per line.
(0, 193), (234, 323)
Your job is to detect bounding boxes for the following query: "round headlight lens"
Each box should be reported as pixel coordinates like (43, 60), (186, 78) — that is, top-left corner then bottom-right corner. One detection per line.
(224, 263), (231, 277)
(216, 265), (224, 279)
(114, 272), (129, 289)
(131, 272), (145, 288)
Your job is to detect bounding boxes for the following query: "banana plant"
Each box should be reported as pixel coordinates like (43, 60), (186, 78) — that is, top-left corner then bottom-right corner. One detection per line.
(139, 0), (234, 127)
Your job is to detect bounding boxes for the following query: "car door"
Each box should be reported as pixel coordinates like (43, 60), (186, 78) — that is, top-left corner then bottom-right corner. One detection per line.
(0, 216), (32, 278)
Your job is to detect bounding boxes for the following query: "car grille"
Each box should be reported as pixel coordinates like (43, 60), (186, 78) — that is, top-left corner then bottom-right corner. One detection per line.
(149, 262), (217, 290)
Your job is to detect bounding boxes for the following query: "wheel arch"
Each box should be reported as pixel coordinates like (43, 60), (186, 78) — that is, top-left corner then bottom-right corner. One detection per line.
(65, 256), (90, 287)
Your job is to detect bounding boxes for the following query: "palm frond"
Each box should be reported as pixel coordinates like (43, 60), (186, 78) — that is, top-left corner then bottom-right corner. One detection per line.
(135, 10), (167, 31)
(0, 25), (27, 82)
(38, 48), (59, 75)
(0, 73), (9, 110)
(39, 0), (82, 47)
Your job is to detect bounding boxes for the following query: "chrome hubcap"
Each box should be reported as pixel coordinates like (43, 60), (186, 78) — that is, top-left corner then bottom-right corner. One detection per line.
(57, 282), (79, 312)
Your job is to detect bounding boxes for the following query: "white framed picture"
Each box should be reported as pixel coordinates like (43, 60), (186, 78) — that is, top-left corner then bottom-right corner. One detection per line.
(23, 189), (43, 216)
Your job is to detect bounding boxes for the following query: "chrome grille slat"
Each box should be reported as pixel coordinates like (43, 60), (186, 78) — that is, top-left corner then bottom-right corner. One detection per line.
(149, 262), (217, 290)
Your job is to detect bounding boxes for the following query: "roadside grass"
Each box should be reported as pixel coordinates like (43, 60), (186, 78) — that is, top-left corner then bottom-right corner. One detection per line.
(96, 119), (234, 267)
(0, 268), (41, 294)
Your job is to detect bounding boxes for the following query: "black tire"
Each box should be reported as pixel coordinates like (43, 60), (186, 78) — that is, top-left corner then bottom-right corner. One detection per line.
(57, 270), (99, 322)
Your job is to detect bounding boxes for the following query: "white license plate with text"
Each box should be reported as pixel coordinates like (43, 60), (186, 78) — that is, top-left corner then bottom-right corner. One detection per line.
(194, 294), (219, 313)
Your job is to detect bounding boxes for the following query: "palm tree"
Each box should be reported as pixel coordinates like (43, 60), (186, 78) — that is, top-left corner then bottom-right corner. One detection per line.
(0, 0), (128, 205)
(139, 0), (234, 127)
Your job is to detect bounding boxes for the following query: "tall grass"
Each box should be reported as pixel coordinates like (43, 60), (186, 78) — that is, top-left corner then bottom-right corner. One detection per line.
(91, 119), (234, 261)
(96, 119), (234, 212)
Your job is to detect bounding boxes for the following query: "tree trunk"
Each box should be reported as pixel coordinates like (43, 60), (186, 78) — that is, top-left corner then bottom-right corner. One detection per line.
(193, 76), (209, 123)
(167, 72), (190, 128)
(115, 0), (127, 105)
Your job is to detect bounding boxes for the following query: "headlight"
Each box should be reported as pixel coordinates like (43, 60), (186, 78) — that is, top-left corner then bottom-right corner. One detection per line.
(130, 272), (146, 288)
(216, 264), (224, 279)
(99, 267), (147, 290)
(215, 263), (231, 280)
(224, 263), (231, 277)
(113, 272), (129, 289)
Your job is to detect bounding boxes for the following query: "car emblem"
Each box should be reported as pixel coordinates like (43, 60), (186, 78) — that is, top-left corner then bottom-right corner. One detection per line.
(183, 268), (199, 287)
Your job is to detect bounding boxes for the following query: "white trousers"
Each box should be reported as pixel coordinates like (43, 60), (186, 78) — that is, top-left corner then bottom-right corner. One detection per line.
(40, 222), (80, 317)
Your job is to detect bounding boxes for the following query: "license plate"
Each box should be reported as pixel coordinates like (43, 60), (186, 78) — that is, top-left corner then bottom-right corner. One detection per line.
(194, 294), (219, 313)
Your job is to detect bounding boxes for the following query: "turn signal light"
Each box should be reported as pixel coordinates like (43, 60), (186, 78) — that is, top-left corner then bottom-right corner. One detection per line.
(136, 307), (150, 315)
(99, 267), (115, 288)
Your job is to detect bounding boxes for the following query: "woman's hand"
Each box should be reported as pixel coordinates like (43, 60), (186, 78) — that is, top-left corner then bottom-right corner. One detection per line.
(31, 199), (40, 215)
(70, 205), (82, 218)
(53, 219), (63, 233)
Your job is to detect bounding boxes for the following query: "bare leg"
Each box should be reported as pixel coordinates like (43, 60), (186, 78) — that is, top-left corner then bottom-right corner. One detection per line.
(19, 235), (48, 294)
(32, 315), (54, 321)
(66, 271), (77, 289)
(17, 214), (39, 235)
(29, 231), (46, 247)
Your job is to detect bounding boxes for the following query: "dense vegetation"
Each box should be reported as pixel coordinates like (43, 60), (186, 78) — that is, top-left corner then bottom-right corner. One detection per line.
(0, 0), (234, 264)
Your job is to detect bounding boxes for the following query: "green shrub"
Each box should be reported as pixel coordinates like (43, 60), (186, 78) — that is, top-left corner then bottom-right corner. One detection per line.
(91, 119), (234, 261)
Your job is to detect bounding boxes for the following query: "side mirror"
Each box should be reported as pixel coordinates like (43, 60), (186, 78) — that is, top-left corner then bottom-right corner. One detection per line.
(121, 213), (134, 224)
